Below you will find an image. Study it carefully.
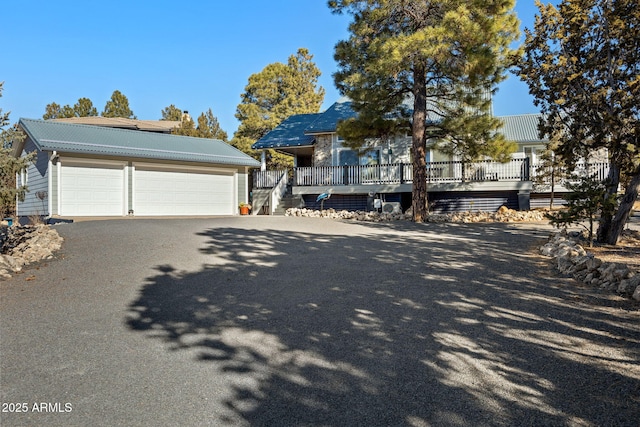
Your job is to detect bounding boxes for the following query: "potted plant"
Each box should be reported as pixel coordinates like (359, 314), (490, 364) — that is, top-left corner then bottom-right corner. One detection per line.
(239, 202), (252, 215)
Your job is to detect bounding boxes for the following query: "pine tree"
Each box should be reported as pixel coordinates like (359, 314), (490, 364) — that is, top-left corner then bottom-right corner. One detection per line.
(160, 105), (183, 121)
(196, 109), (227, 141)
(163, 106), (228, 140)
(102, 90), (136, 119)
(43, 102), (74, 119)
(172, 115), (197, 137)
(516, 0), (640, 244)
(546, 173), (617, 247)
(43, 98), (98, 119)
(329, 0), (520, 222)
(232, 48), (324, 168)
(73, 97), (98, 117)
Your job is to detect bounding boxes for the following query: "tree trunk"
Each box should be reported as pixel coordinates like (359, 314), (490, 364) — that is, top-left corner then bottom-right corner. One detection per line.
(550, 166), (555, 210)
(411, 63), (428, 222)
(602, 168), (640, 245)
(596, 162), (620, 243)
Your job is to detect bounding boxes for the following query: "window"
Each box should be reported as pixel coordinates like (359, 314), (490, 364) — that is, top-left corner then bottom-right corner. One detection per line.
(338, 149), (381, 166)
(339, 149), (358, 166)
(360, 150), (380, 166)
(19, 169), (28, 186)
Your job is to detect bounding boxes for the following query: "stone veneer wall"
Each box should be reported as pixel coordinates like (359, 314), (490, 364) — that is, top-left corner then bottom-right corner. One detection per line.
(314, 135), (332, 167)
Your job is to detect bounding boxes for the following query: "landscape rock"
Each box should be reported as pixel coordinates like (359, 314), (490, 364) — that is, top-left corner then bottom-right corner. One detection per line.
(285, 206), (546, 223)
(0, 224), (63, 281)
(618, 275), (640, 294)
(539, 228), (639, 301)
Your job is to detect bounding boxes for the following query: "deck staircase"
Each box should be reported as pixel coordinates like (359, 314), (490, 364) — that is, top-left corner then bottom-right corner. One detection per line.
(252, 177), (305, 215)
(272, 186), (305, 215)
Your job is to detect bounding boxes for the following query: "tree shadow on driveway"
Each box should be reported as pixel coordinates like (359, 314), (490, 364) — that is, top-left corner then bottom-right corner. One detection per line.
(126, 221), (640, 426)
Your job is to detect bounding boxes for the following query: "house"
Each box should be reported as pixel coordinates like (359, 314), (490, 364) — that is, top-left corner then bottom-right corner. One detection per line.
(13, 118), (260, 219)
(251, 99), (609, 213)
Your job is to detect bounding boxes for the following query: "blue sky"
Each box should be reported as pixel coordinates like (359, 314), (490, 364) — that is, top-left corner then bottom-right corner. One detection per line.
(3, 1), (541, 136)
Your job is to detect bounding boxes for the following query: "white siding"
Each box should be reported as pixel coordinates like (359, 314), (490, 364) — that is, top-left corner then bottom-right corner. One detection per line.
(16, 138), (50, 217)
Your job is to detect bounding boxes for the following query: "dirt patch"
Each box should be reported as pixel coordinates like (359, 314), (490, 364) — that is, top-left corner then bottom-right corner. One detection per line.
(590, 201), (640, 271)
(575, 201), (640, 274)
(587, 228), (640, 274)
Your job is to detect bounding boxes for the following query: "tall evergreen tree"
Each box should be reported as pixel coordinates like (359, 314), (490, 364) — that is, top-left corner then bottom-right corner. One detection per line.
(172, 114), (197, 137)
(160, 104), (183, 121)
(43, 98), (98, 119)
(515, 0), (640, 244)
(197, 109), (228, 141)
(73, 97), (98, 117)
(232, 48), (325, 168)
(329, 0), (520, 222)
(162, 106), (227, 140)
(102, 90), (136, 119)
(43, 102), (74, 119)
(546, 173), (617, 247)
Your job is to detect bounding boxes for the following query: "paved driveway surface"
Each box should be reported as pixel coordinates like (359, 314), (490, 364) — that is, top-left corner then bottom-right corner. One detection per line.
(1, 217), (639, 426)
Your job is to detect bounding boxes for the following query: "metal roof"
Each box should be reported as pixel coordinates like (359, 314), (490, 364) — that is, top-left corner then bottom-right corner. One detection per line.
(252, 113), (320, 150)
(251, 101), (546, 151)
(19, 118), (260, 167)
(499, 114), (544, 143)
(304, 100), (357, 134)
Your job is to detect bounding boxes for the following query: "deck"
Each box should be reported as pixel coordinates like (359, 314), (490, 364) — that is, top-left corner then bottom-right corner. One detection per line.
(251, 160), (610, 213)
(255, 160), (609, 194)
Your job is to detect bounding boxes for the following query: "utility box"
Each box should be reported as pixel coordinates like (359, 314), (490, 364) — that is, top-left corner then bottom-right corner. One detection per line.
(518, 191), (531, 211)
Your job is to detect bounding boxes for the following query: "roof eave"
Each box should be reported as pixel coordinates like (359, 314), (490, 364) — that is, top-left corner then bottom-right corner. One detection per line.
(40, 143), (260, 166)
(19, 118), (260, 167)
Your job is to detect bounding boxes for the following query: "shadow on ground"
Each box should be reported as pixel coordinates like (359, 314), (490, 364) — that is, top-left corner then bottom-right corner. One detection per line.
(126, 221), (640, 426)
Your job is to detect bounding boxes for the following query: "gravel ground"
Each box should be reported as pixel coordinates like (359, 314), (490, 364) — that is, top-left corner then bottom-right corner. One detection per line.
(1, 217), (639, 426)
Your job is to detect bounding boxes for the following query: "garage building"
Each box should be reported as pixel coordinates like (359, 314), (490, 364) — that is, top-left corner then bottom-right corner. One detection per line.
(14, 118), (260, 218)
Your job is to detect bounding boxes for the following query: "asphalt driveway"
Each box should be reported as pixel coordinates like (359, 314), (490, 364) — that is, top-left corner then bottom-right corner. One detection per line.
(1, 217), (639, 426)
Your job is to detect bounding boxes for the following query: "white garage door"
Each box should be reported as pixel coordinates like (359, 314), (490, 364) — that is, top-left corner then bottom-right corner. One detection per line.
(134, 166), (235, 216)
(60, 162), (125, 216)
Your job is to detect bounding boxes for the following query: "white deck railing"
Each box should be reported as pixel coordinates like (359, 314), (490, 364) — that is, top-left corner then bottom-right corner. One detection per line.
(253, 160), (611, 189)
(290, 159), (531, 187)
(531, 161), (610, 184)
(253, 169), (287, 189)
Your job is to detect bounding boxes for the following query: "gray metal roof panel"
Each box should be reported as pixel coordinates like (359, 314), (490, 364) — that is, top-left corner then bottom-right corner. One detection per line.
(304, 101), (356, 134)
(252, 113), (320, 149)
(250, 104), (545, 151)
(303, 100), (446, 133)
(498, 114), (544, 143)
(19, 118), (260, 167)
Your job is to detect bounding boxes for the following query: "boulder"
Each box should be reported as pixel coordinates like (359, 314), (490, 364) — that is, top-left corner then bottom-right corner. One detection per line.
(0, 225), (63, 281)
(619, 275), (640, 295)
